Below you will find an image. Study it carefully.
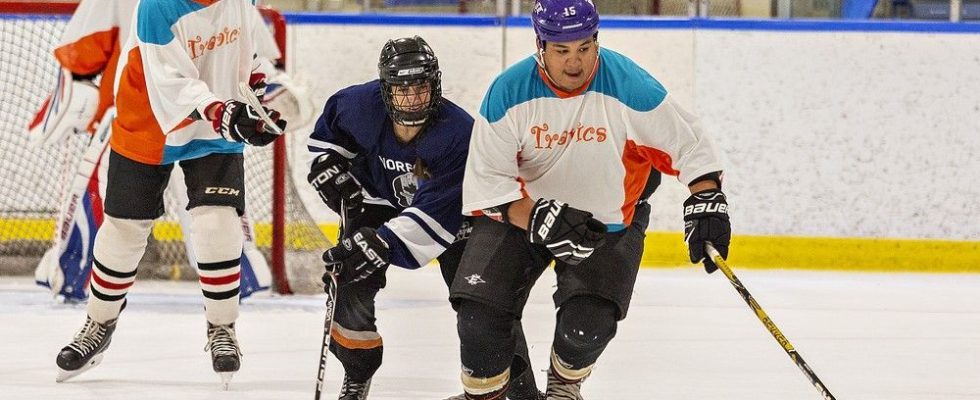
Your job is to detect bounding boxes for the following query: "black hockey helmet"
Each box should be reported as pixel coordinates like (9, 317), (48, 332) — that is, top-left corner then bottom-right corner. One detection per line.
(378, 36), (442, 126)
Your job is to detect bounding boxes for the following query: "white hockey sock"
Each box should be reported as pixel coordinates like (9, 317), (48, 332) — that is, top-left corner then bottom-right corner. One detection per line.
(462, 368), (510, 396)
(88, 216), (153, 323)
(189, 206), (244, 326)
(550, 348), (594, 382)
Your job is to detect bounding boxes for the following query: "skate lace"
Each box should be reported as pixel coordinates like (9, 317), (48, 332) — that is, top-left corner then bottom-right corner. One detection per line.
(204, 324), (241, 357)
(339, 375), (370, 398)
(68, 318), (107, 356)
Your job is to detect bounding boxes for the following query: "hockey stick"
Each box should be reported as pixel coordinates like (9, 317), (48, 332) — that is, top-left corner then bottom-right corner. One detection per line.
(706, 243), (836, 400)
(237, 82), (284, 135)
(314, 200), (347, 399)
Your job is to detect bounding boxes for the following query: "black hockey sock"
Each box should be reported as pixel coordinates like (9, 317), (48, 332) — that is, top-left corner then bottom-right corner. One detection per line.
(457, 299), (515, 378)
(553, 295), (618, 369)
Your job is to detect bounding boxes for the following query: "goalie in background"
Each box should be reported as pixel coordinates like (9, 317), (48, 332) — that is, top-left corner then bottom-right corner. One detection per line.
(448, 0), (731, 398)
(29, 0), (135, 302)
(32, 0), (289, 303)
(53, 0), (287, 388)
(306, 36), (542, 400)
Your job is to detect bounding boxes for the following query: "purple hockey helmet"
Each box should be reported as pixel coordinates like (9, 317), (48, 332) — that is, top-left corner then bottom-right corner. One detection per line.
(532, 0), (600, 43)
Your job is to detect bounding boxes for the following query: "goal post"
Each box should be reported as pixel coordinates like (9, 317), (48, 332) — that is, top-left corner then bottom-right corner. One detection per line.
(0, 2), (330, 295)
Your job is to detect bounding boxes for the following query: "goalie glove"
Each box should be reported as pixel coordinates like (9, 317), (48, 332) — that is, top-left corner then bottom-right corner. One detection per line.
(307, 151), (364, 219)
(206, 99), (286, 146)
(528, 199), (607, 265)
(322, 227), (390, 286)
(683, 189), (731, 273)
(264, 72), (316, 131)
(27, 68), (99, 146)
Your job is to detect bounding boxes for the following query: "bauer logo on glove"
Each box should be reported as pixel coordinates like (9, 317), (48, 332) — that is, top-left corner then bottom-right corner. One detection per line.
(528, 199), (607, 265)
(683, 189), (731, 273)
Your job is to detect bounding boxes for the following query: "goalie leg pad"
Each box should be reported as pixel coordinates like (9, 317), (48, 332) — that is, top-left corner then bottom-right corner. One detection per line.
(552, 295), (618, 371)
(189, 206), (243, 326)
(88, 216), (153, 323)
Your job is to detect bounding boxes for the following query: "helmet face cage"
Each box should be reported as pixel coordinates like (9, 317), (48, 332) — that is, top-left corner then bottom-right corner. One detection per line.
(532, 0), (600, 44)
(378, 36), (442, 126)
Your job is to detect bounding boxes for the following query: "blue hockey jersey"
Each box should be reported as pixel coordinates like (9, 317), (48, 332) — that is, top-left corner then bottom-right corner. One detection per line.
(307, 80), (473, 270)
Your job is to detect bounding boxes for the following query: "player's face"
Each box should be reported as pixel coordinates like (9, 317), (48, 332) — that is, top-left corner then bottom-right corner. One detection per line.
(390, 82), (432, 113)
(542, 37), (598, 92)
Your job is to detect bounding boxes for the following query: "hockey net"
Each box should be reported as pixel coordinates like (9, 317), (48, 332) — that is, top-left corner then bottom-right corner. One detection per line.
(0, 3), (330, 295)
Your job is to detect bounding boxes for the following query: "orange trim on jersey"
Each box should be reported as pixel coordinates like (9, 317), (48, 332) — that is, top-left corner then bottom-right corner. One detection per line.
(191, 0), (219, 6)
(111, 47), (166, 165)
(330, 327), (383, 350)
(90, 40), (122, 133)
(621, 140), (680, 224)
(537, 58), (600, 99)
(170, 117), (196, 133)
(53, 28), (118, 76)
(517, 176), (529, 198)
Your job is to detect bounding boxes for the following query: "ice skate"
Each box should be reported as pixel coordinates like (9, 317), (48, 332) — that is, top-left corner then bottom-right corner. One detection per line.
(204, 322), (241, 390)
(338, 374), (371, 400)
(443, 387), (509, 400)
(55, 315), (117, 382)
(545, 367), (585, 400)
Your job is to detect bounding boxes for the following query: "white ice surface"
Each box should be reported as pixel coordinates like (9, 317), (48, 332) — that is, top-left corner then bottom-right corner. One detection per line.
(1, 267), (978, 400)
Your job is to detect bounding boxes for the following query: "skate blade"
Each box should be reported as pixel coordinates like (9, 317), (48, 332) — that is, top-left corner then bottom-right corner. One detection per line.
(55, 353), (104, 383)
(218, 372), (235, 390)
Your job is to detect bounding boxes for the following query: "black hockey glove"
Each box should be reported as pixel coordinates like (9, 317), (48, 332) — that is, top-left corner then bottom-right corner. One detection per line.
(307, 151), (364, 219)
(208, 100), (286, 146)
(683, 189), (731, 273)
(322, 227), (390, 286)
(528, 199), (607, 265)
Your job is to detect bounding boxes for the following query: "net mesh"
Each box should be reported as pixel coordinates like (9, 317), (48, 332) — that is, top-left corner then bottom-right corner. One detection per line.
(0, 7), (330, 294)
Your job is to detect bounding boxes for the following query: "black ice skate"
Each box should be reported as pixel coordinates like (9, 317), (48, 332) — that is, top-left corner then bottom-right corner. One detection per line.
(506, 360), (545, 400)
(338, 375), (371, 400)
(545, 366), (586, 400)
(204, 322), (241, 390)
(442, 387), (509, 400)
(55, 315), (117, 382)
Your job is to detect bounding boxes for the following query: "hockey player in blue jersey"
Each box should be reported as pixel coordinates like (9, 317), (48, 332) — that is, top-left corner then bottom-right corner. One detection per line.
(306, 36), (543, 400)
(448, 1), (732, 398)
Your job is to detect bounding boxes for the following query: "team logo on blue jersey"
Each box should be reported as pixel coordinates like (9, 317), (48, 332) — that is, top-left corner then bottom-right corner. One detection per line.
(392, 172), (418, 208)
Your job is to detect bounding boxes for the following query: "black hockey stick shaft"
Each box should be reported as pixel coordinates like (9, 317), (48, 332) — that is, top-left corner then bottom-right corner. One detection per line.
(314, 200), (348, 399)
(706, 243), (836, 400)
(314, 269), (338, 400)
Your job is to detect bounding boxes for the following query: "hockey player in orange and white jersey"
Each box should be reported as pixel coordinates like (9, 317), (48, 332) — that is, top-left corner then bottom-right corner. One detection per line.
(449, 0), (731, 398)
(53, 0), (288, 388)
(33, 0), (283, 303)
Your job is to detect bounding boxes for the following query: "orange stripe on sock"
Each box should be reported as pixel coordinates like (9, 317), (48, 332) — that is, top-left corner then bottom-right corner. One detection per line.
(330, 327), (383, 350)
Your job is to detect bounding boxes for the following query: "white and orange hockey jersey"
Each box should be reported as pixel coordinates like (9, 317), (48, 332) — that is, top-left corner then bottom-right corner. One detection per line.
(462, 49), (723, 231)
(111, 0), (276, 165)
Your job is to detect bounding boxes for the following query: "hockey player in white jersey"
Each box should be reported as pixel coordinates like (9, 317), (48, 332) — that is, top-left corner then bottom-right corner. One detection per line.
(448, 1), (731, 398)
(53, 0), (287, 388)
(31, 0), (281, 304)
